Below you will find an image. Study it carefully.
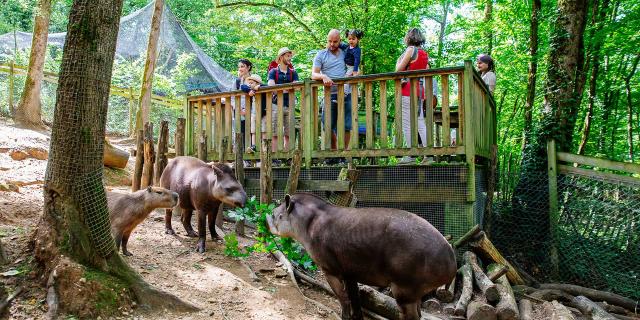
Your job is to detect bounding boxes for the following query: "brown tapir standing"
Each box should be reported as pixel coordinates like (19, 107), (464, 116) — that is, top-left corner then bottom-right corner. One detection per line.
(160, 156), (247, 253)
(108, 186), (178, 256)
(267, 193), (457, 320)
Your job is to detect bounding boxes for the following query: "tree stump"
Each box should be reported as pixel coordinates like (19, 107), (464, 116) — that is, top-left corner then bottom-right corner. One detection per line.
(233, 132), (245, 236)
(175, 117), (185, 156)
(464, 251), (499, 303)
(197, 131), (207, 162)
(467, 300), (497, 320)
(154, 120), (169, 186)
(260, 139), (272, 204)
(132, 129), (144, 191)
(519, 299), (533, 320)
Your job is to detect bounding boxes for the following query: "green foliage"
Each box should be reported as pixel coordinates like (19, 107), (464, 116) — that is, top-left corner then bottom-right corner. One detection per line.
(224, 196), (317, 272)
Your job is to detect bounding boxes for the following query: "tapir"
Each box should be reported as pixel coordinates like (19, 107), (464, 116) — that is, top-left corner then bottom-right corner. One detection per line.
(267, 193), (457, 320)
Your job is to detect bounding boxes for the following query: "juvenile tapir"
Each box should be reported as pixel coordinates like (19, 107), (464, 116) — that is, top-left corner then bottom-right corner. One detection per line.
(160, 156), (247, 253)
(108, 186), (178, 256)
(267, 193), (457, 320)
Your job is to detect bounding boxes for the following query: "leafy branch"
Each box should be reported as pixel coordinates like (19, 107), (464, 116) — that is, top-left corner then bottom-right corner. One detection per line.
(214, 0), (323, 47)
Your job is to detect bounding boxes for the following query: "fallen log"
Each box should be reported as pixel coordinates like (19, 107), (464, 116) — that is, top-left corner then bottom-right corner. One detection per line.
(596, 301), (632, 316)
(573, 295), (617, 320)
(423, 298), (442, 313)
(519, 299), (532, 320)
(464, 251), (499, 303)
(359, 284), (403, 320)
(467, 300), (497, 320)
(540, 283), (638, 312)
(442, 303), (456, 316)
(103, 138), (129, 169)
(542, 300), (575, 320)
(454, 264), (473, 316)
(453, 225), (482, 248)
(436, 277), (455, 303)
(487, 264), (519, 320)
(487, 264), (509, 283)
(0, 286), (23, 315)
(530, 289), (574, 304)
(469, 233), (525, 285)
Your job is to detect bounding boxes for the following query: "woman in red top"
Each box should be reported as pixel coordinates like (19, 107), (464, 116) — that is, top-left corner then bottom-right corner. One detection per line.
(395, 28), (429, 164)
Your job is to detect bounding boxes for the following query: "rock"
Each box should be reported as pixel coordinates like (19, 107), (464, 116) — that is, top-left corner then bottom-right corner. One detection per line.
(9, 150), (28, 161)
(0, 182), (19, 193)
(26, 147), (48, 160)
(275, 269), (288, 278)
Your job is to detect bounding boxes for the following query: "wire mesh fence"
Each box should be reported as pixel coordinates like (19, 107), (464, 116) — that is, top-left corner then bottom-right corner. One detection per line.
(491, 155), (640, 300)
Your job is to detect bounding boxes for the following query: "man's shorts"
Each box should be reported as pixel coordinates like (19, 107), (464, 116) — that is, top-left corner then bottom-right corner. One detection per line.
(321, 93), (352, 133)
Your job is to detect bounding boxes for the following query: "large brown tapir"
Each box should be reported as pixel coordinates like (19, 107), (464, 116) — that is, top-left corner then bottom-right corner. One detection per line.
(267, 193), (457, 320)
(160, 156), (247, 253)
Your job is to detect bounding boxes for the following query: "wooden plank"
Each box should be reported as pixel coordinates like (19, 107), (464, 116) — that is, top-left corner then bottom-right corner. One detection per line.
(323, 88), (332, 150)
(442, 75), (450, 147)
(255, 93), (262, 152)
(225, 99), (233, 153)
(351, 84), (359, 149)
(379, 81), (388, 148)
(311, 146), (465, 158)
(394, 80), (403, 148)
(184, 98), (193, 155)
(337, 84), (346, 150)
(558, 165), (640, 186)
(547, 139), (559, 278)
(277, 91), (284, 151)
(206, 99), (212, 151)
(424, 77), (434, 147)
(458, 72), (465, 144)
(246, 179), (350, 192)
(365, 82), (374, 149)
(198, 100), (204, 144)
(312, 86), (319, 148)
(557, 152), (640, 175)
(303, 79), (313, 168)
(463, 60), (476, 202)
(175, 117), (186, 156)
(266, 94), (273, 147)
(234, 95), (241, 146)
(356, 185), (468, 203)
(409, 78), (418, 148)
(215, 98), (223, 152)
(288, 90), (296, 151)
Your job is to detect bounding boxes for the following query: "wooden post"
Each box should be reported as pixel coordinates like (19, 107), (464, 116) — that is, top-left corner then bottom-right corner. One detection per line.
(547, 139), (559, 278)
(175, 117), (185, 156)
(463, 60), (476, 202)
(154, 120), (169, 186)
(394, 80), (403, 148)
(285, 149), (302, 195)
(128, 87), (135, 136)
(215, 137), (228, 228)
(260, 139), (273, 204)
(141, 122), (155, 188)
(132, 129), (144, 191)
(379, 81), (388, 148)
(184, 97), (194, 155)
(234, 132), (245, 236)
(303, 79), (313, 168)
(198, 131), (207, 162)
(8, 61), (14, 116)
(365, 82), (374, 149)
(485, 144), (497, 237)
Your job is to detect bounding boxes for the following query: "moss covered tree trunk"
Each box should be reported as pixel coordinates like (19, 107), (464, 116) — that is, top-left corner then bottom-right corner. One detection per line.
(522, 0), (541, 148)
(14, 0), (51, 130)
(33, 0), (196, 317)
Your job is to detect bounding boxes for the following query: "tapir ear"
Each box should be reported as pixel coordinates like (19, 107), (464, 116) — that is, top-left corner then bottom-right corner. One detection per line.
(146, 186), (152, 192)
(211, 164), (223, 176)
(284, 194), (294, 214)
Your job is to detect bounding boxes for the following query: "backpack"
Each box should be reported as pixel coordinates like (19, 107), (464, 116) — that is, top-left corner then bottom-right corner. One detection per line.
(267, 61), (295, 82)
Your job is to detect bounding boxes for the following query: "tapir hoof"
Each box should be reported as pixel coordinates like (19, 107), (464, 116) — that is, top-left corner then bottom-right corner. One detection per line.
(196, 240), (206, 253)
(122, 250), (133, 256)
(186, 229), (198, 238)
(165, 228), (176, 236)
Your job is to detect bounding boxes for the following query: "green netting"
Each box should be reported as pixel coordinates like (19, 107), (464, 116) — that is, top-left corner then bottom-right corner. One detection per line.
(491, 162), (640, 300)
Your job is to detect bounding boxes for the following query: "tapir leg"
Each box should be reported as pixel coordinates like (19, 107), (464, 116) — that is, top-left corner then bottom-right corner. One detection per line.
(345, 279), (363, 320)
(121, 232), (133, 256)
(325, 272), (355, 320)
(391, 284), (421, 320)
(207, 210), (221, 241)
(196, 210), (207, 253)
(182, 209), (198, 237)
(164, 208), (175, 235)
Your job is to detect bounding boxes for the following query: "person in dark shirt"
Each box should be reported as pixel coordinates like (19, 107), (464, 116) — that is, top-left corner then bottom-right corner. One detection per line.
(344, 29), (363, 76)
(266, 47), (299, 151)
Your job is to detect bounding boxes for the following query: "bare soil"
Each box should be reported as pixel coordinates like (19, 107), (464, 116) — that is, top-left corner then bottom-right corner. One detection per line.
(0, 118), (339, 320)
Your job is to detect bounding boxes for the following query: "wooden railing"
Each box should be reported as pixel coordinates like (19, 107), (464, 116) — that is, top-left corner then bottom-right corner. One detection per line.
(184, 60), (496, 166)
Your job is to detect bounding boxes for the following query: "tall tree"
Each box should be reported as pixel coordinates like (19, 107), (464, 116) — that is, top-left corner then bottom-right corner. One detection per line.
(577, 0), (610, 155)
(14, 0), (52, 129)
(33, 0), (196, 316)
(624, 53), (640, 161)
(484, 0), (494, 56)
(522, 0), (541, 148)
(135, 0), (164, 133)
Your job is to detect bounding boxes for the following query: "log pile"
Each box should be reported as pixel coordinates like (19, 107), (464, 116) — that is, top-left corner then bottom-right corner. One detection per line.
(402, 225), (640, 320)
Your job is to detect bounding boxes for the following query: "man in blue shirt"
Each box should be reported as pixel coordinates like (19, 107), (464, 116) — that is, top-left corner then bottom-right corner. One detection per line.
(311, 29), (353, 151)
(267, 47), (299, 151)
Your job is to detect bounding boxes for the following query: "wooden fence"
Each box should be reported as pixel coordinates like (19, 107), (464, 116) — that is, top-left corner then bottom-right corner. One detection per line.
(185, 60), (496, 168)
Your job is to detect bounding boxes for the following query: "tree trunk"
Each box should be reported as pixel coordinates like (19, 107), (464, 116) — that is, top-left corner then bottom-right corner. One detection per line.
(32, 1), (196, 316)
(624, 53), (639, 161)
(135, 0), (164, 132)
(523, 0), (541, 147)
(436, 0), (450, 68)
(578, 0), (609, 155)
(484, 0), (493, 56)
(14, 0), (51, 130)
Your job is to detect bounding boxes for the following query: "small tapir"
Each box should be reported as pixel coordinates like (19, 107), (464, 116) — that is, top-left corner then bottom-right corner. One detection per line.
(108, 186), (178, 256)
(267, 193), (456, 320)
(160, 156), (247, 253)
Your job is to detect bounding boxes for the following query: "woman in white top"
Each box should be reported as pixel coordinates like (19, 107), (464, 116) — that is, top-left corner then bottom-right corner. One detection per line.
(476, 54), (496, 93)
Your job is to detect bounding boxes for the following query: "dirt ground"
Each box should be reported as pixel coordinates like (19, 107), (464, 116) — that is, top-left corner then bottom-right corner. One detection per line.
(0, 118), (340, 320)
